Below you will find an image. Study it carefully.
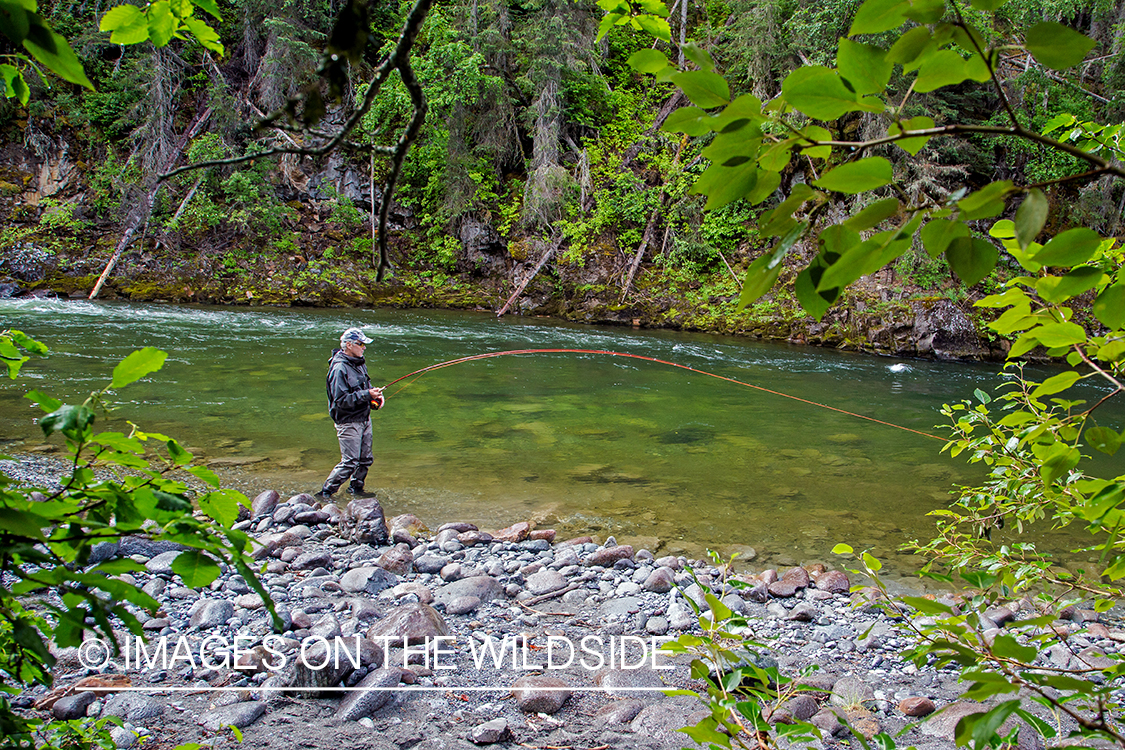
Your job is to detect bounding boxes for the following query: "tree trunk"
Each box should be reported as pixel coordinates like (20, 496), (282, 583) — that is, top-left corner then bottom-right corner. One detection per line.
(497, 235), (563, 316)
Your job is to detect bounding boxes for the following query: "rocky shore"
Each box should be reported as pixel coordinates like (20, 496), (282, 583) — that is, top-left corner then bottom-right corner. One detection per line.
(6, 459), (1120, 750)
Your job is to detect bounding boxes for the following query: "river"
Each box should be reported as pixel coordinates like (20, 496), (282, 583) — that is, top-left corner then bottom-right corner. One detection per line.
(2, 299), (1121, 589)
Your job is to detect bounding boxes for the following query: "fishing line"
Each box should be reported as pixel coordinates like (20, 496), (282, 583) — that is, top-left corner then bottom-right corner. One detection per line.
(380, 348), (948, 442)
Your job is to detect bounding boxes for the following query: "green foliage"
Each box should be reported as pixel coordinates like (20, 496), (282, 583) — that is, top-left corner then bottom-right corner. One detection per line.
(0, 330), (276, 747)
(99, 0), (224, 55)
(37, 198), (86, 235)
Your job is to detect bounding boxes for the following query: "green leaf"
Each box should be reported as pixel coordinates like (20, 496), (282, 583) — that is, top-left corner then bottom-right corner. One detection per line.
(781, 66), (863, 121)
(1086, 427), (1121, 456)
(39, 404), (95, 438)
(961, 570), (997, 589)
(837, 39), (892, 95)
(634, 14), (671, 42)
(1094, 283), (1125, 329)
(945, 237), (998, 286)
(99, 4), (148, 44)
(832, 543), (853, 554)
(182, 16), (222, 54)
(850, 0), (910, 35)
(198, 489), (243, 527)
(798, 125), (833, 159)
(25, 389), (62, 413)
(746, 170), (781, 205)
(188, 465), (221, 487)
(914, 50), (971, 92)
(760, 183), (816, 236)
(813, 157), (893, 194)
(628, 48), (670, 74)
(681, 41), (714, 72)
(1035, 267), (1105, 304)
(691, 159), (760, 211)
(0, 508), (46, 541)
(862, 551), (882, 572)
(661, 106), (714, 136)
(1025, 22), (1096, 71)
(190, 0), (222, 19)
(1097, 339), (1125, 362)
(1030, 321), (1086, 347)
(1031, 371), (1081, 397)
(147, 1), (176, 46)
(903, 0), (946, 23)
(0, 1), (31, 43)
(23, 13), (93, 88)
(0, 63), (29, 105)
(900, 596), (953, 614)
(1040, 443), (1081, 484)
(670, 70), (730, 108)
(958, 181), (1014, 220)
(737, 223), (805, 309)
(888, 115), (934, 155)
(1033, 227), (1102, 267)
(1014, 189), (1047, 250)
(922, 219), (969, 258)
(794, 262), (837, 321)
(845, 198), (900, 231)
(171, 550), (221, 588)
(111, 347), (167, 389)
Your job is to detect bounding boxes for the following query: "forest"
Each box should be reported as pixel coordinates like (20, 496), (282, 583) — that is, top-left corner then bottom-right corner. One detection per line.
(0, 0), (1123, 358)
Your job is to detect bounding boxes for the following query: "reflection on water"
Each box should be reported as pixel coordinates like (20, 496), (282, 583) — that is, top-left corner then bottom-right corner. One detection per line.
(2, 300), (1122, 588)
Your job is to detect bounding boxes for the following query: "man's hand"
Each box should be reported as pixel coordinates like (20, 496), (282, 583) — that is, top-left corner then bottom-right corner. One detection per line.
(370, 387), (385, 410)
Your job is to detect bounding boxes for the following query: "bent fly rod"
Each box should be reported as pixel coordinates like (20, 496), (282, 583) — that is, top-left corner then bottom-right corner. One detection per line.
(379, 348), (946, 442)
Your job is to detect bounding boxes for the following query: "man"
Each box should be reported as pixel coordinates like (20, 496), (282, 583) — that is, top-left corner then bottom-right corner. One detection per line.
(317, 327), (385, 498)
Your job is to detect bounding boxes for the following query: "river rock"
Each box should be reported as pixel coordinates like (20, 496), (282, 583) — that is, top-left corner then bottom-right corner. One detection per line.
(511, 675), (571, 714)
(898, 696), (936, 717)
(378, 543), (415, 575)
(101, 693), (164, 721)
(340, 566), (397, 594)
(595, 699), (646, 725)
(189, 599), (234, 629)
(585, 544), (634, 567)
(252, 490), (280, 517)
(593, 667), (666, 698)
(53, 691), (96, 720)
(631, 699), (711, 744)
(525, 568), (567, 596)
(434, 576), (503, 607)
(340, 494), (389, 545)
(815, 570), (851, 594)
(197, 701), (265, 731)
(492, 521), (530, 543)
(470, 717), (510, 744)
(830, 676), (875, 707)
(781, 566), (810, 588)
(290, 637), (377, 697)
(643, 567), (675, 593)
(438, 521), (477, 533)
(145, 550), (182, 576)
(291, 549), (334, 570)
(367, 602), (449, 646)
(458, 530), (493, 546)
(445, 595), (481, 615)
(335, 667), (401, 721)
(767, 581), (798, 598)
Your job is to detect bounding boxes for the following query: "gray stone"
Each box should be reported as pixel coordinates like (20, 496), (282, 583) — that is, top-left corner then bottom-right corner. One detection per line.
(340, 566), (397, 594)
(290, 636), (380, 697)
(189, 599), (234, 629)
(378, 544), (415, 575)
(197, 701), (266, 731)
(525, 569), (567, 596)
(643, 567), (675, 593)
(512, 675), (571, 714)
(445, 596), (481, 615)
(335, 667), (401, 721)
(109, 726), (137, 748)
(584, 545), (634, 567)
(252, 490), (280, 517)
(145, 550), (182, 576)
(367, 602), (450, 646)
(291, 549), (334, 570)
(469, 717), (510, 744)
(595, 699), (646, 725)
(415, 555), (449, 574)
(53, 691), (96, 720)
(340, 494), (389, 545)
(631, 699), (711, 744)
(101, 692), (164, 721)
(434, 576), (503, 607)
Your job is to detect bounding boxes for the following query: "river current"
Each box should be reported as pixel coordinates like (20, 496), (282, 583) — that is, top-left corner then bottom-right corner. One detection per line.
(2, 299), (1121, 589)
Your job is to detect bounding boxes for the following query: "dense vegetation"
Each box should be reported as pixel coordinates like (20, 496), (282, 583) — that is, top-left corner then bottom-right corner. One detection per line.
(0, 0), (1120, 354)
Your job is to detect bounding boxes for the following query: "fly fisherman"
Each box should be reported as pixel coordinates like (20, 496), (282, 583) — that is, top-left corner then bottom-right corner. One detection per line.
(317, 327), (385, 498)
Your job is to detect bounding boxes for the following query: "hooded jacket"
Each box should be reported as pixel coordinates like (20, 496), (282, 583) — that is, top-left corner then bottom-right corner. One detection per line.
(326, 348), (372, 424)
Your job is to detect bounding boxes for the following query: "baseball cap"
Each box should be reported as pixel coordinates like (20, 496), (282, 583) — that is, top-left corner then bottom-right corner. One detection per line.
(341, 327), (373, 345)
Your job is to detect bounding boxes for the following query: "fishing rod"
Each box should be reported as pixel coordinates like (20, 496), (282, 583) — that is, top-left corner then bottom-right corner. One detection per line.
(379, 348), (947, 442)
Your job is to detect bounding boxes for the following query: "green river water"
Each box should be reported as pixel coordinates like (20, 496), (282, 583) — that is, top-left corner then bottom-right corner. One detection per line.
(2, 299), (1122, 589)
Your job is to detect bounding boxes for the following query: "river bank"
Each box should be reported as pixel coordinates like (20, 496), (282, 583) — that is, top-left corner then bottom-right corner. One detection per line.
(5, 455), (1117, 750)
